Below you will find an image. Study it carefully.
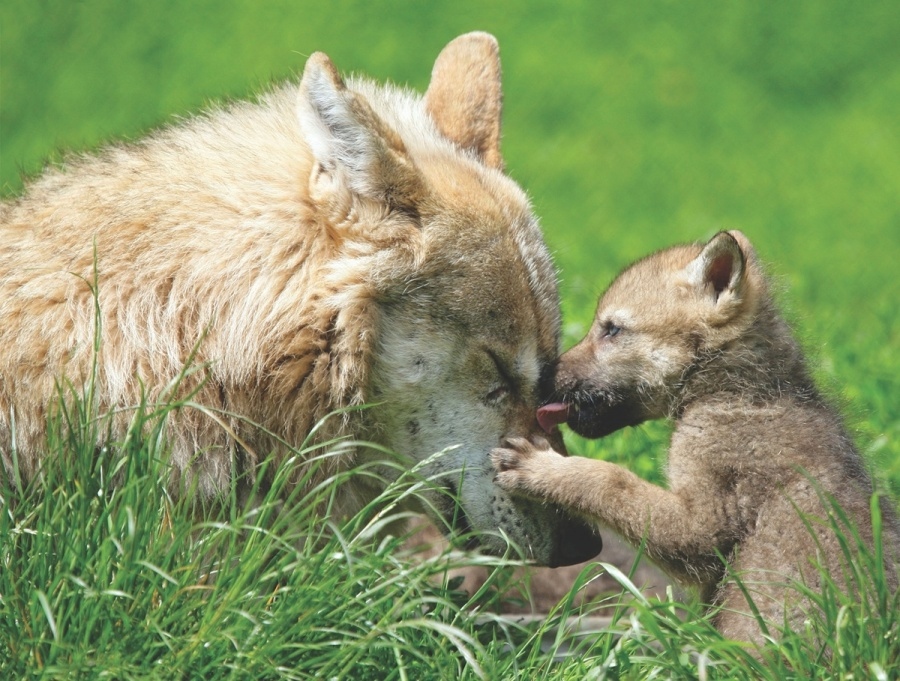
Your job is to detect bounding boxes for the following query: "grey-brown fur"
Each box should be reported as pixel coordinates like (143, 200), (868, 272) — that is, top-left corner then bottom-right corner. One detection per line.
(494, 231), (900, 644)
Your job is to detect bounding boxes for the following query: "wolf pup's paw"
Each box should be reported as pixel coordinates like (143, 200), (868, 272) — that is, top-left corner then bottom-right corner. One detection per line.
(491, 436), (556, 495)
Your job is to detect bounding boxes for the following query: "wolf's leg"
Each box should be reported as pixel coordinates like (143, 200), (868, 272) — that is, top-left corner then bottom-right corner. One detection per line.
(493, 437), (729, 581)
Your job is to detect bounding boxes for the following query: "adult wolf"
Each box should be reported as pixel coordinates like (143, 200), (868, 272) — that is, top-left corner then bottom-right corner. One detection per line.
(494, 231), (900, 642)
(0, 33), (600, 567)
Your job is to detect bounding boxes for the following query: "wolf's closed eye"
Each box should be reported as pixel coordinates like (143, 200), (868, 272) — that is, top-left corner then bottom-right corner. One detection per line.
(485, 385), (510, 403)
(484, 349), (514, 404)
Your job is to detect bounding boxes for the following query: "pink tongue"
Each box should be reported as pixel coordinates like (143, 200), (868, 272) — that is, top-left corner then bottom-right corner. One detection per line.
(536, 402), (570, 433)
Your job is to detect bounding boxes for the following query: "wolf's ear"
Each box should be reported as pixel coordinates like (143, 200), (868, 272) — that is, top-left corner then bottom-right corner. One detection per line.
(425, 32), (503, 169)
(297, 52), (422, 209)
(686, 231), (747, 303)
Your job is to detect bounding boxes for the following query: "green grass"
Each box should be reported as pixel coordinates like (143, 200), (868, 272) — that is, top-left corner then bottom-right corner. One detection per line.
(0, 390), (491, 678)
(3, 386), (898, 678)
(2, 0), (900, 677)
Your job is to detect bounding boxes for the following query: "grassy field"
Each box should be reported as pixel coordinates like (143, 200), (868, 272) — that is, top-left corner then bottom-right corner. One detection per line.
(2, 0), (899, 677)
(2, 389), (897, 679)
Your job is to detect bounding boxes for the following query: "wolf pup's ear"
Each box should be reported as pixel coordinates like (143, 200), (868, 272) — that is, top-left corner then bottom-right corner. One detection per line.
(686, 231), (746, 304)
(297, 52), (422, 211)
(425, 32), (503, 169)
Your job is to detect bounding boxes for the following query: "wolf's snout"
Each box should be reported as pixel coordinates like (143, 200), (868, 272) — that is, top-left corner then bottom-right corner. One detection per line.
(550, 515), (603, 567)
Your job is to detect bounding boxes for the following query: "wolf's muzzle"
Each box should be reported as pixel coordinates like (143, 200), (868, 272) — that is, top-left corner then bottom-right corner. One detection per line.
(549, 515), (603, 567)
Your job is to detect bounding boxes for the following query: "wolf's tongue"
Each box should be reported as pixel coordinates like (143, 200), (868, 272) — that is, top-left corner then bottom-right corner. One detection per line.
(536, 402), (570, 433)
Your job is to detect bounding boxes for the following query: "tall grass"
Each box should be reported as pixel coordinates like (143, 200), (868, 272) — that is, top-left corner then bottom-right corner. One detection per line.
(3, 377), (898, 678)
(0, 382), (498, 678)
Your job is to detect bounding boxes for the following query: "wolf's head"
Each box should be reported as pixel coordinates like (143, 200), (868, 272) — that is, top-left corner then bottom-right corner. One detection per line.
(538, 231), (772, 439)
(293, 34), (601, 566)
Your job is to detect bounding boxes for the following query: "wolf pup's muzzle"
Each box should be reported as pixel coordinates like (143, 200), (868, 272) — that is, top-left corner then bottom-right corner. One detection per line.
(538, 395), (644, 439)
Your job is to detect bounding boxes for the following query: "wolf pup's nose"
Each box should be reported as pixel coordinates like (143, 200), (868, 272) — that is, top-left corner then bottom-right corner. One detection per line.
(537, 403), (569, 433)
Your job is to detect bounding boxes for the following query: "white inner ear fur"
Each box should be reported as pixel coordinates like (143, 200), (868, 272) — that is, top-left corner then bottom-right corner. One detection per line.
(296, 55), (378, 197)
(684, 251), (712, 289)
(684, 234), (745, 300)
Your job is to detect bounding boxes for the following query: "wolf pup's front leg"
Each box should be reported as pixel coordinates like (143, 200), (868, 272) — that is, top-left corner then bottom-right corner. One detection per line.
(491, 436), (563, 497)
(493, 436), (644, 524)
(493, 437), (731, 586)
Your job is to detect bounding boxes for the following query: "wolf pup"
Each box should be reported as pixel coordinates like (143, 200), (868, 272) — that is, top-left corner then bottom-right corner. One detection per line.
(0, 33), (601, 567)
(493, 231), (900, 643)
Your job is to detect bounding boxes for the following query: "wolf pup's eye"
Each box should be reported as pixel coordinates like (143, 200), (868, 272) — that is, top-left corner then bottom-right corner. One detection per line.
(604, 323), (622, 338)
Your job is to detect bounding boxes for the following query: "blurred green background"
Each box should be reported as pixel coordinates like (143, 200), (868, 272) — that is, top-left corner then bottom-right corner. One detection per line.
(2, 0), (899, 493)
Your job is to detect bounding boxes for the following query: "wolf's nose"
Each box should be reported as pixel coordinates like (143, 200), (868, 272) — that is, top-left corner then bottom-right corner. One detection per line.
(549, 515), (603, 567)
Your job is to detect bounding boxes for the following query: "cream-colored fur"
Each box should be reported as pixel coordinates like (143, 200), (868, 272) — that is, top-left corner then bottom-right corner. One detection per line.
(0, 33), (600, 566)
